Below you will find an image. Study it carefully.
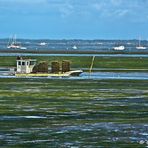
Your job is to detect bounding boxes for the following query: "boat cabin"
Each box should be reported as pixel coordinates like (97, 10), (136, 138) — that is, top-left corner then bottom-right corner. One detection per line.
(16, 59), (36, 74)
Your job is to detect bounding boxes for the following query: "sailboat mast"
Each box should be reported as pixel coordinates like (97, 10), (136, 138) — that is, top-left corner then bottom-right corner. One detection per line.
(7, 35), (11, 47)
(14, 34), (16, 44)
(139, 37), (141, 47)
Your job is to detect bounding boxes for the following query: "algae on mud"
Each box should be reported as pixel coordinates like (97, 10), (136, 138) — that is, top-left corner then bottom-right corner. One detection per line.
(0, 78), (148, 147)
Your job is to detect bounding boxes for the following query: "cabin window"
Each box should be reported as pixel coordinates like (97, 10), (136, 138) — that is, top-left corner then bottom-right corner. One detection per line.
(30, 61), (36, 65)
(22, 62), (25, 66)
(18, 61), (21, 65)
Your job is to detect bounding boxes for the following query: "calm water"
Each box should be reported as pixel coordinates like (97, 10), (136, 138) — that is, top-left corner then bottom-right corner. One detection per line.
(1, 39), (148, 52)
(0, 78), (148, 147)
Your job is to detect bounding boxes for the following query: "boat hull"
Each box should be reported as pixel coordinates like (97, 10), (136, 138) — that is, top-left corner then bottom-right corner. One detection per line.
(113, 46), (125, 50)
(136, 46), (147, 50)
(15, 70), (83, 77)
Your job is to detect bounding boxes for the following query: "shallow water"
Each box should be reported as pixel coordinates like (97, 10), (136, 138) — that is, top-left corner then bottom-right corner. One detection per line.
(0, 78), (148, 147)
(0, 39), (148, 53)
(1, 53), (148, 57)
(0, 72), (148, 80)
(81, 72), (148, 80)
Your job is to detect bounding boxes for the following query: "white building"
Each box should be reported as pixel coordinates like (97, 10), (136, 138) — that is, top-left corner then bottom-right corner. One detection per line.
(16, 59), (36, 73)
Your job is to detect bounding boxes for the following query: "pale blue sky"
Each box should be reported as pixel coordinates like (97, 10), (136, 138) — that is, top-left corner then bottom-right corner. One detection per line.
(0, 0), (148, 39)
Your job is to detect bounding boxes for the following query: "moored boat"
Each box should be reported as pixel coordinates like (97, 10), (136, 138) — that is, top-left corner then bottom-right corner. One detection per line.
(72, 45), (78, 50)
(7, 35), (27, 50)
(39, 42), (47, 46)
(15, 57), (83, 77)
(113, 45), (125, 51)
(136, 38), (146, 49)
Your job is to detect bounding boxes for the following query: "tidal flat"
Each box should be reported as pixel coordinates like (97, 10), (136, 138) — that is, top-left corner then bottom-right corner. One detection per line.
(0, 78), (148, 147)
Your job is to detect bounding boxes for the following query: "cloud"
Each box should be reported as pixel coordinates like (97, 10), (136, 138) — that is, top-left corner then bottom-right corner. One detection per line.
(0, 0), (148, 22)
(110, 0), (123, 6)
(59, 3), (74, 18)
(91, 0), (148, 22)
(0, 0), (75, 17)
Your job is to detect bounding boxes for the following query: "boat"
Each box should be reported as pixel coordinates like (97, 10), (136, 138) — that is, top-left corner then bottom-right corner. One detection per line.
(136, 38), (146, 49)
(39, 42), (47, 46)
(72, 45), (78, 50)
(136, 46), (146, 50)
(15, 58), (83, 77)
(7, 36), (21, 49)
(113, 45), (125, 51)
(15, 70), (83, 77)
(7, 35), (27, 50)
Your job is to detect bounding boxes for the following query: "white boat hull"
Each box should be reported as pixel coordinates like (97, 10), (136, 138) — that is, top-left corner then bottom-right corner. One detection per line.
(136, 46), (147, 50)
(113, 46), (125, 50)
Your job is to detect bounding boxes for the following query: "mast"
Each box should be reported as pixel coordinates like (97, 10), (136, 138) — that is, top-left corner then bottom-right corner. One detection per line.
(14, 34), (17, 44)
(138, 37), (141, 47)
(89, 56), (95, 73)
(7, 35), (11, 47)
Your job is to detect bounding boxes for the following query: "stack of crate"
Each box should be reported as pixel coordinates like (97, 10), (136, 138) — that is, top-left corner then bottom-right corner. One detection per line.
(51, 61), (60, 73)
(62, 60), (70, 73)
(51, 60), (71, 73)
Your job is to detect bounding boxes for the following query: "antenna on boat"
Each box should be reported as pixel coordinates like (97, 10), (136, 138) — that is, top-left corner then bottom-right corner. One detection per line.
(89, 56), (95, 74)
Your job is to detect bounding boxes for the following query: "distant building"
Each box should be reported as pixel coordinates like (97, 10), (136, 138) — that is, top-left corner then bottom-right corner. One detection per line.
(16, 59), (36, 73)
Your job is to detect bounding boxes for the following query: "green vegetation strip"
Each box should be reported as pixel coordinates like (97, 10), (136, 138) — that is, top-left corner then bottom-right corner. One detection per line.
(0, 56), (148, 70)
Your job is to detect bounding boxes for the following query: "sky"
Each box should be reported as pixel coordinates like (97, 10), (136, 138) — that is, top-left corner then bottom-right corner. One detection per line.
(0, 0), (148, 39)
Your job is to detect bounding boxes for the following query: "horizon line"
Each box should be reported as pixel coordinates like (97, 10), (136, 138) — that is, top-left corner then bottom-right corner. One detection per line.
(0, 37), (146, 41)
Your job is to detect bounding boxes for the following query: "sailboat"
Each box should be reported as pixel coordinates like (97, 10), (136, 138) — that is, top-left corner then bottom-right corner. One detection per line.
(7, 35), (27, 50)
(39, 42), (47, 46)
(136, 38), (146, 50)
